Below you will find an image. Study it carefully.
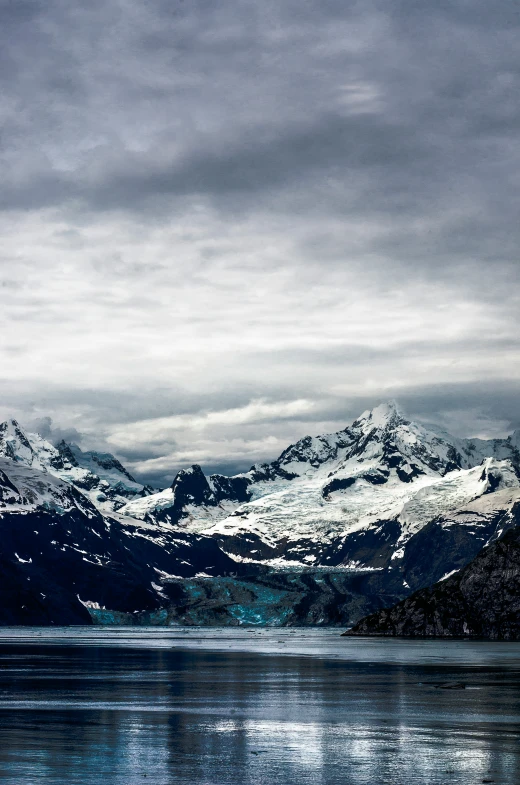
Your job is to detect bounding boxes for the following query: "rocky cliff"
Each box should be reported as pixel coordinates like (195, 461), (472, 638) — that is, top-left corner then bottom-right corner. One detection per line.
(345, 509), (520, 639)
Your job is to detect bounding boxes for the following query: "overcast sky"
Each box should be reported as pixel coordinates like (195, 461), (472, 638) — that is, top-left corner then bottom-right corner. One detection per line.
(1, 0), (519, 486)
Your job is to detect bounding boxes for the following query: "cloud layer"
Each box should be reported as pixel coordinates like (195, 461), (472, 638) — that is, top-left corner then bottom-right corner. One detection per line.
(1, 0), (519, 485)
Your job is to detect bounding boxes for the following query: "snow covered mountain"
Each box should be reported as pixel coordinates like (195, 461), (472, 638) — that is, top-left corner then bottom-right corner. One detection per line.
(0, 419), (152, 512)
(120, 402), (520, 568)
(1, 401), (519, 626)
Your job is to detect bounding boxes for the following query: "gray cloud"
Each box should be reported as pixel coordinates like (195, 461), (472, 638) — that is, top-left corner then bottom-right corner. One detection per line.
(0, 0), (519, 486)
(25, 416), (83, 446)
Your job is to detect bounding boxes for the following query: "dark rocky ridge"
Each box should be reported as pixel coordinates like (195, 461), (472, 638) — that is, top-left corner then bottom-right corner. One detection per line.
(345, 508), (520, 639)
(149, 464), (254, 526)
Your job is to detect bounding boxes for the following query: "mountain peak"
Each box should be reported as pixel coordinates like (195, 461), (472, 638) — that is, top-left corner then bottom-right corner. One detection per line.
(170, 464), (216, 509)
(0, 418), (37, 462)
(0, 418), (25, 435)
(354, 400), (405, 430)
(0, 418), (148, 511)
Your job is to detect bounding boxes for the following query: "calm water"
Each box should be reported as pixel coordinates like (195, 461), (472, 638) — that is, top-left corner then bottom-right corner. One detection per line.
(0, 628), (519, 784)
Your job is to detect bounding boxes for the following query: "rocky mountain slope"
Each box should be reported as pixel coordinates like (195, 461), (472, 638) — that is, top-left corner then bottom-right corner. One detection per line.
(345, 510), (520, 639)
(0, 457), (257, 624)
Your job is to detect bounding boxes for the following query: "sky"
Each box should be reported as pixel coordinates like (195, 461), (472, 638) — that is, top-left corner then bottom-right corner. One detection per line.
(0, 0), (519, 487)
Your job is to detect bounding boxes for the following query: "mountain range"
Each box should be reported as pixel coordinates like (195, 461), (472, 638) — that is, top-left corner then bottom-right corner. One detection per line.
(1, 402), (519, 628)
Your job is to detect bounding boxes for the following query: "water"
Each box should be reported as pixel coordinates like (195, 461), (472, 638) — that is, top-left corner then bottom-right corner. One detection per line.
(0, 628), (519, 784)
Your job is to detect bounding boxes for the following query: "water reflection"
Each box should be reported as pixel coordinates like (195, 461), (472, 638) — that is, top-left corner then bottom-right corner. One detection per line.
(0, 629), (518, 784)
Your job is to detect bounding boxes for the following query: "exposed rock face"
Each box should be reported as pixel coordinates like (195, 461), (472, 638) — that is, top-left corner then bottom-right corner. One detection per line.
(209, 474), (252, 504)
(144, 464), (254, 526)
(169, 465), (216, 508)
(345, 512), (520, 639)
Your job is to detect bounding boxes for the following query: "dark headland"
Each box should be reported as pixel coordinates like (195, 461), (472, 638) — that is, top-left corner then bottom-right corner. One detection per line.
(344, 524), (520, 639)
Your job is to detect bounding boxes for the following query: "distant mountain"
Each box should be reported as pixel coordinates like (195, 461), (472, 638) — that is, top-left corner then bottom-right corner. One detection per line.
(120, 401), (520, 574)
(0, 419), (152, 511)
(345, 510), (520, 639)
(1, 402), (520, 626)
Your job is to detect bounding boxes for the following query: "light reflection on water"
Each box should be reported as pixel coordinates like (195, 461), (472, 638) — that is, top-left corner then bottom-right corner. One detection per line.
(0, 627), (518, 784)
